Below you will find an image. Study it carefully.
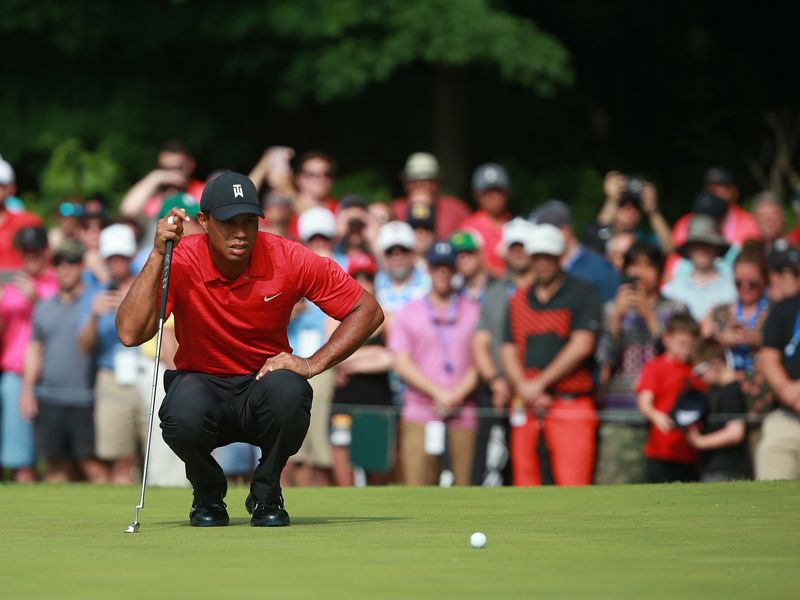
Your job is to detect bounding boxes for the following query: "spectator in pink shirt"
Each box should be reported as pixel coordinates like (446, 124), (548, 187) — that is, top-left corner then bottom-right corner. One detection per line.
(391, 153), (472, 240)
(458, 163), (512, 278)
(0, 227), (59, 481)
(390, 241), (480, 486)
(671, 167), (760, 249)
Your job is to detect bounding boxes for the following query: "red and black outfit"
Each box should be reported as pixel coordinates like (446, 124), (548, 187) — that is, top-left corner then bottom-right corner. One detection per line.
(503, 275), (602, 486)
(159, 232), (363, 505)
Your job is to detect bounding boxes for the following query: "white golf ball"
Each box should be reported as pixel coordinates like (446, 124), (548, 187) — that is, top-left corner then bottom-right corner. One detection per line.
(470, 532), (487, 549)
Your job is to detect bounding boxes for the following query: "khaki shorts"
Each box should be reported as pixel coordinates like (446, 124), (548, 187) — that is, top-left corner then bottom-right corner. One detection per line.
(756, 409), (800, 481)
(95, 369), (144, 460)
(401, 419), (476, 486)
(291, 369), (334, 468)
(594, 422), (647, 485)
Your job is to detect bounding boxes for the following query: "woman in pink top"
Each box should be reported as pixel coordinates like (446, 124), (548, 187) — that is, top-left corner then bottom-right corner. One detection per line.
(0, 227), (58, 481)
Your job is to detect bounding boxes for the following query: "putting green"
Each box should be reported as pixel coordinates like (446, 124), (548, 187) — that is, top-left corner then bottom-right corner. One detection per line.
(1, 482), (798, 599)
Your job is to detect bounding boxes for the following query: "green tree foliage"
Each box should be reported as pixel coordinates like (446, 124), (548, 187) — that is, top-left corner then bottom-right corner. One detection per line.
(31, 139), (124, 218)
(248, 0), (573, 106)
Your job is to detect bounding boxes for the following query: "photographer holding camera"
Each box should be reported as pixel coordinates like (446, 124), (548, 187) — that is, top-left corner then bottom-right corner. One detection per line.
(589, 171), (672, 256)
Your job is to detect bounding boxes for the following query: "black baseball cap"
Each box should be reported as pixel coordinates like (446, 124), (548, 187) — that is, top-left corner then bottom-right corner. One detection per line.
(768, 240), (800, 274)
(670, 389), (708, 428)
(200, 171), (264, 220)
(13, 226), (48, 252)
(704, 167), (736, 187)
(339, 194), (368, 210)
(693, 192), (728, 220)
(407, 201), (436, 230)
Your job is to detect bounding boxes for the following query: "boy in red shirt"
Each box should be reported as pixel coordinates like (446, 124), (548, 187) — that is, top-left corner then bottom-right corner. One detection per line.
(636, 314), (700, 482)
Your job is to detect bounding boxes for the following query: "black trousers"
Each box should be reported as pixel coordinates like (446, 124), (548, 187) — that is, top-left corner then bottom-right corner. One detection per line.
(159, 369), (312, 504)
(645, 458), (698, 484)
(470, 383), (512, 486)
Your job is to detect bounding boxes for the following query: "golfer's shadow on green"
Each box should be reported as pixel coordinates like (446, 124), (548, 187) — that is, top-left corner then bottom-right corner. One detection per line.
(155, 516), (409, 527)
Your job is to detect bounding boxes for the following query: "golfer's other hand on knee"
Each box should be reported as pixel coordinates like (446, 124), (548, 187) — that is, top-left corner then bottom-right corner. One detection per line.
(256, 352), (313, 381)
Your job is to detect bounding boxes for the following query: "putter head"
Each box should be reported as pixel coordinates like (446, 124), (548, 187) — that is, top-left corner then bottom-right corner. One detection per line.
(124, 522), (140, 534)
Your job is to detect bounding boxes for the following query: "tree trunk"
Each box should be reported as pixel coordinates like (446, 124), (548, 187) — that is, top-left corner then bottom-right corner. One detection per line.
(433, 65), (469, 199)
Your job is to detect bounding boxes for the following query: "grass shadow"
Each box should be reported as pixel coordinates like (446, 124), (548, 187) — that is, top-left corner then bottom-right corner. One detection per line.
(152, 515), (409, 527)
(292, 515), (410, 526)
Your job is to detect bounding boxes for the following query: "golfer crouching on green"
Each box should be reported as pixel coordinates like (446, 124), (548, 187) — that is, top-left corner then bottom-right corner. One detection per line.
(116, 172), (382, 527)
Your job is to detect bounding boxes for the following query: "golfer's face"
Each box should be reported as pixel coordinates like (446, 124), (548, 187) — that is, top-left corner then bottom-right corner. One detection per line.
(207, 214), (258, 264)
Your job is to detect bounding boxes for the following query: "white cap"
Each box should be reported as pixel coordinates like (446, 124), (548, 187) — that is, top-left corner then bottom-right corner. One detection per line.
(298, 207), (336, 242)
(502, 217), (535, 250)
(99, 224), (137, 259)
(402, 152), (439, 181)
(0, 154), (15, 185)
(528, 223), (565, 256)
(378, 221), (416, 253)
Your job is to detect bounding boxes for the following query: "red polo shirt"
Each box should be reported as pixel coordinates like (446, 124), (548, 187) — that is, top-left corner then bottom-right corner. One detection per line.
(636, 354), (698, 464)
(165, 232), (363, 375)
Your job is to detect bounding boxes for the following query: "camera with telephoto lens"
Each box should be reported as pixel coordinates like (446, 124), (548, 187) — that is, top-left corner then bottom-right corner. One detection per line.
(619, 175), (644, 207)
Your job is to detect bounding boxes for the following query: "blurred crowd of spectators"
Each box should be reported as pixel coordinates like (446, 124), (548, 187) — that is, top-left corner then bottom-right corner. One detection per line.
(1, 142), (800, 488)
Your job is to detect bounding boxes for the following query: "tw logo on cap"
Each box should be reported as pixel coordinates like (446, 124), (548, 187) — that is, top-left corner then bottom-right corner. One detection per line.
(233, 184), (244, 198)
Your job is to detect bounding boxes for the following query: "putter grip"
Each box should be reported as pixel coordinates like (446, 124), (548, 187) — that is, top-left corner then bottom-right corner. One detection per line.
(159, 239), (174, 321)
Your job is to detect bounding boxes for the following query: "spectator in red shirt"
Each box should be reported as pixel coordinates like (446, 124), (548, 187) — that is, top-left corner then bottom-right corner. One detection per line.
(636, 314), (701, 483)
(671, 167), (760, 249)
(116, 172), (382, 528)
(0, 155), (43, 271)
(458, 163), (512, 278)
(391, 152), (472, 240)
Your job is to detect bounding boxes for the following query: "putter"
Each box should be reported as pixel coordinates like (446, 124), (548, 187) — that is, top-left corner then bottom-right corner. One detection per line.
(125, 237), (174, 534)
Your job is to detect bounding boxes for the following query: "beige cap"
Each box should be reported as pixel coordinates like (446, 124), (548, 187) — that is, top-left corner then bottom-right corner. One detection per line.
(402, 152), (439, 181)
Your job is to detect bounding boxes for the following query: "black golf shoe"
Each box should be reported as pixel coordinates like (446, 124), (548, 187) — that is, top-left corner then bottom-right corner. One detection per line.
(189, 500), (230, 527)
(246, 492), (290, 527)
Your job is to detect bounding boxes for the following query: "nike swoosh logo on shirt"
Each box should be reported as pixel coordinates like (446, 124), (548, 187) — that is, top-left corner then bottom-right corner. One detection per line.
(263, 293), (283, 302)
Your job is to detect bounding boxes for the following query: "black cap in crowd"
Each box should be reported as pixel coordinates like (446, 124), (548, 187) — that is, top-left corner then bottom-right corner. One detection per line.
(200, 171), (264, 220)
(530, 199), (572, 227)
(768, 240), (800, 275)
(339, 194), (369, 211)
(693, 192), (728, 221)
(670, 389), (708, 428)
(704, 167), (736, 187)
(13, 226), (48, 252)
(407, 201), (436, 230)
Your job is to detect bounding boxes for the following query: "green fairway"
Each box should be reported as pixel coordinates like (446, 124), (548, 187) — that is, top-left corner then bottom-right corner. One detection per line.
(1, 483), (798, 599)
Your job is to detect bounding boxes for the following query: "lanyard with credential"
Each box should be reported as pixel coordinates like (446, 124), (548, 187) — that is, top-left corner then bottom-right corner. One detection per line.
(784, 309), (800, 358)
(735, 296), (768, 330)
(425, 295), (459, 374)
(733, 296), (768, 369)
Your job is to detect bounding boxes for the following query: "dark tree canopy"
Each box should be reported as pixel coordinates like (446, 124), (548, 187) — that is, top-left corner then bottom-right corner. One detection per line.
(1, 0), (798, 224)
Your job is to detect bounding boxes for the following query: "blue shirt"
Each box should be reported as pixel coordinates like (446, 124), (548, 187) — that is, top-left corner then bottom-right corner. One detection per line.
(287, 300), (326, 359)
(79, 285), (125, 371)
(375, 266), (431, 314)
(565, 245), (620, 303)
(662, 270), (737, 322)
